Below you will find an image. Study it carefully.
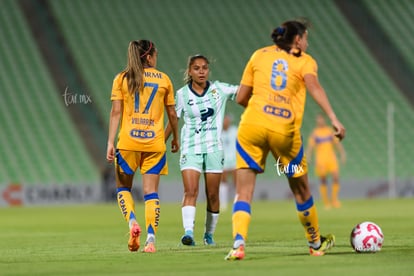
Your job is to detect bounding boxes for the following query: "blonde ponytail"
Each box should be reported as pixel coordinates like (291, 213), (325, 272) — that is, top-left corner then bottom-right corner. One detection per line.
(124, 41), (144, 94)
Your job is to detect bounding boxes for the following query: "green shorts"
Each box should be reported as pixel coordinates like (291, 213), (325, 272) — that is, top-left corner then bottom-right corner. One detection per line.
(180, 151), (224, 173)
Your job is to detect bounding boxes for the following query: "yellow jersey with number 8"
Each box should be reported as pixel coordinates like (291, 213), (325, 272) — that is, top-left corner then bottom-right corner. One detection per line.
(240, 45), (318, 134)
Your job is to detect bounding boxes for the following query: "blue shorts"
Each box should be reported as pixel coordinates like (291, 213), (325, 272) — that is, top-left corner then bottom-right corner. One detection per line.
(115, 149), (168, 175)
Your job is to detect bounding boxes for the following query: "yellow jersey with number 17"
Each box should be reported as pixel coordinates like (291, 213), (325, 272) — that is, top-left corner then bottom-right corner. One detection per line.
(239, 45), (318, 134)
(111, 68), (175, 152)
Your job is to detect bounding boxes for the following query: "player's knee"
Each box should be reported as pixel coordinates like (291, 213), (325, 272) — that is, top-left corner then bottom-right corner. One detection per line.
(184, 188), (199, 199)
(207, 192), (219, 204)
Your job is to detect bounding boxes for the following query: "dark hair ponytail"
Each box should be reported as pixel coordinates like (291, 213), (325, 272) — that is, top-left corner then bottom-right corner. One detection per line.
(271, 20), (309, 57)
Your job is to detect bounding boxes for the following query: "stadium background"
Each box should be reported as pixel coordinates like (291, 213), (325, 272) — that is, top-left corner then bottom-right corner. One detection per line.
(0, 0), (413, 206)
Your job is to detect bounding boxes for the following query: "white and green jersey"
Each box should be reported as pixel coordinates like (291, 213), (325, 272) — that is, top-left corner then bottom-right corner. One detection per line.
(176, 81), (238, 154)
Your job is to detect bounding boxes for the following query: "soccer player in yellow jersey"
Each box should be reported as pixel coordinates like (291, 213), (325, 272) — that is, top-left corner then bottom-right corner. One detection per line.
(307, 114), (346, 209)
(106, 40), (179, 253)
(225, 20), (346, 260)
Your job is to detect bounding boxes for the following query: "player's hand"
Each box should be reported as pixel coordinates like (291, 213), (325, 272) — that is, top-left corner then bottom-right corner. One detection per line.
(106, 143), (115, 163)
(332, 119), (346, 141)
(171, 139), (180, 153)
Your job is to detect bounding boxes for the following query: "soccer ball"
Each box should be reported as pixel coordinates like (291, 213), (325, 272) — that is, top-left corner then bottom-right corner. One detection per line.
(350, 221), (384, 253)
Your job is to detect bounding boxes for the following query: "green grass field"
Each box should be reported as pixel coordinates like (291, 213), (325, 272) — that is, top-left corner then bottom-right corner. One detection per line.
(1, 198), (413, 276)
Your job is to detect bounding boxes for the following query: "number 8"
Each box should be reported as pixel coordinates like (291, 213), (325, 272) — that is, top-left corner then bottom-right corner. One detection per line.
(270, 59), (288, 91)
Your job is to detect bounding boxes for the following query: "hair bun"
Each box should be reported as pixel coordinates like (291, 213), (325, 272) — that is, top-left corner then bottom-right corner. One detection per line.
(275, 26), (285, 35)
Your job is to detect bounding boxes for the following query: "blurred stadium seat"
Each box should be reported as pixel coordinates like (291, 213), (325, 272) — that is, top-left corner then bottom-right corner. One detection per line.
(364, 0), (414, 70)
(0, 0), (99, 185)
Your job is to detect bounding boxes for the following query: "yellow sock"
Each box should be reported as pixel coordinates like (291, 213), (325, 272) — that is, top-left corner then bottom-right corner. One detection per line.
(296, 196), (321, 247)
(232, 201), (251, 243)
(332, 182), (341, 207)
(117, 187), (136, 224)
(144, 193), (160, 235)
(319, 185), (330, 207)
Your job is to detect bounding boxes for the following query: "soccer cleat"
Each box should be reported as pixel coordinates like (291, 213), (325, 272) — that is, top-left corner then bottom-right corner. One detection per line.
(143, 241), (156, 253)
(203, 233), (215, 245)
(225, 245), (245, 260)
(309, 234), (335, 256)
(181, 230), (195, 246)
(128, 223), (141, 252)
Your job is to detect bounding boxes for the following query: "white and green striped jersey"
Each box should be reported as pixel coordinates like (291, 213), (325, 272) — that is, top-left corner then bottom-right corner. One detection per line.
(176, 81), (238, 154)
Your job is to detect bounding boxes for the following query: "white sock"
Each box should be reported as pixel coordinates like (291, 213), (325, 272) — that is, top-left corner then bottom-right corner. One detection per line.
(309, 240), (321, 249)
(128, 219), (137, 229)
(219, 182), (229, 211)
(146, 234), (155, 243)
(233, 239), (245, 249)
(205, 211), (219, 234)
(182, 205), (196, 233)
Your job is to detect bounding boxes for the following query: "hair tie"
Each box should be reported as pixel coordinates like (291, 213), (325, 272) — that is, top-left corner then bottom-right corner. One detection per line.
(140, 41), (153, 58)
(276, 26), (285, 35)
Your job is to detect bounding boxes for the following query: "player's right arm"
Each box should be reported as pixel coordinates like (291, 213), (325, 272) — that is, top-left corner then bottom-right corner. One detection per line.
(236, 54), (254, 108)
(165, 87), (182, 152)
(107, 100), (122, 163)
(165, 105), (179, 153)
(236, 84), (253, 107)
(304, 74), (346, 140)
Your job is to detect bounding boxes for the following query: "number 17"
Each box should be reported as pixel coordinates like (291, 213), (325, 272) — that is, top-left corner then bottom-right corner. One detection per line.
(134, 82), (159, 114)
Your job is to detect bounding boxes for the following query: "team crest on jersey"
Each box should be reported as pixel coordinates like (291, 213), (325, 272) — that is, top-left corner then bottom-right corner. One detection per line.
(210, 89), (220, 100)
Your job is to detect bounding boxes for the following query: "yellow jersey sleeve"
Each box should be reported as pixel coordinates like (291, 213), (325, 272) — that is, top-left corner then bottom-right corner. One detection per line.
(111, 73), (125, 101)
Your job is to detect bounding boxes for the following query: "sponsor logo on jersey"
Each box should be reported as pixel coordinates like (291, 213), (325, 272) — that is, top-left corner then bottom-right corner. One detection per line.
(263, 105), (291, 118)
(130, 129), (155, 139)
(200, 108), (214, 121)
